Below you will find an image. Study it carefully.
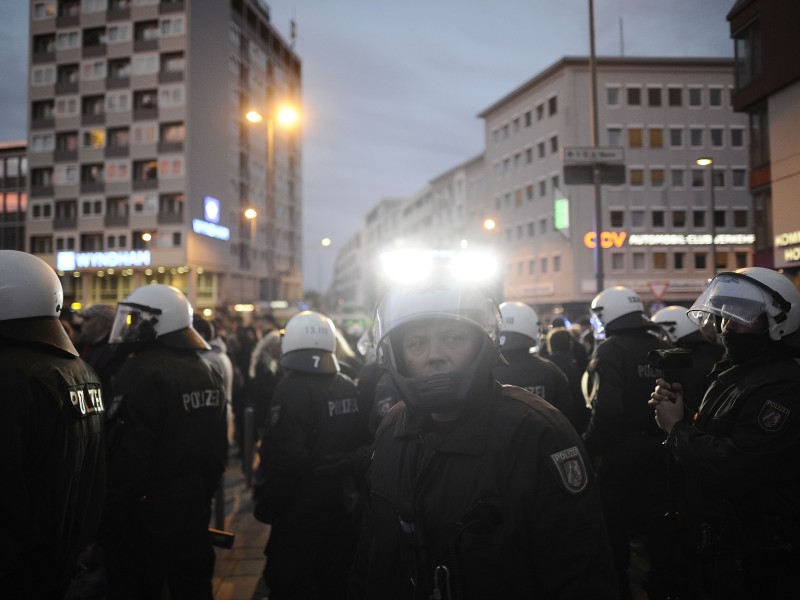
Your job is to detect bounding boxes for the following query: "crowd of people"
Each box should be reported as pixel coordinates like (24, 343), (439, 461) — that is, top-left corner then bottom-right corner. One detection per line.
(3, 246), (800, 599)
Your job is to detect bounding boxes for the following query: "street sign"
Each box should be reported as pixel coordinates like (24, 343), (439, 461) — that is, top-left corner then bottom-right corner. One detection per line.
(563, 164), (626, 185)
(648, 281), (670, 300)
(561, 146), (625, 164)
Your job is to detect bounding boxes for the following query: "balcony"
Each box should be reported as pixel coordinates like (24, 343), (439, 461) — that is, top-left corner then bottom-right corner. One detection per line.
(30, 185), (54, 198)
(53, 215), (78, 229)
(133, 107), (159, 121)
(54, 148), (78, 162)
(158, 70), (184, 84)
(133, 178), (158, 191)
(159, 1), (185, 14)
(104, 145), (129, 158)
(106, 76), (131, 90)
(31, 117), (56, 131)
(105, 213), (129, 227)
(56, 15), (79, 28)
(81, 181), (105, 194)
(55, 81), (79, 95)
(107, 7), (131, 21)
(32, 51), (56, 64)
(134, 39), (159, 52)
(82, 45), (107, 59)
(81, 113), (106, 126)
(157, 211), (184, 224)
(157, 140), (183, 153)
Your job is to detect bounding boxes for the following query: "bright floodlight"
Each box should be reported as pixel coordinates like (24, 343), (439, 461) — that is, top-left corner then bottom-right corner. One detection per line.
(483, 218), (496, 231)
(320, 237), (332, 247)
(450, 250), (498, 283)
(276, 104), (300, 128)
(696, 157), (713, 167)
(244, 208), (257, 219)
(380, 249), (434, 284)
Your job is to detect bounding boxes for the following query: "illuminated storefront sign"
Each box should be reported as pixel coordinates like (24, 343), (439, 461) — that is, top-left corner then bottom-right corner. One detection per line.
(57, 250), (152, 271)
(775, 230), (800, 263)
(583, 231), (754, 248)
(192, 218), (230, 240)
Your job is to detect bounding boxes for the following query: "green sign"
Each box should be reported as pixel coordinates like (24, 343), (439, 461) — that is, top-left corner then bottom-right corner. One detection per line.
(554, 197), (569, 230)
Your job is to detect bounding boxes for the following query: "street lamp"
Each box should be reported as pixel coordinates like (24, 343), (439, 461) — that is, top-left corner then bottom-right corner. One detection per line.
(696, 157), (717, 275)
(245, 103), (301, 300)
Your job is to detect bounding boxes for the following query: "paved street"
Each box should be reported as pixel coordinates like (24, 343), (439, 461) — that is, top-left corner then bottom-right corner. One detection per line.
(211, 453), (271, 600)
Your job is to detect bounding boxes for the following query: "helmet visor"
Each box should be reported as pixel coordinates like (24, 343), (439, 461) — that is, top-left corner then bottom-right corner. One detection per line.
(687, 274), (768, 329)
(109, 302), (160, 345)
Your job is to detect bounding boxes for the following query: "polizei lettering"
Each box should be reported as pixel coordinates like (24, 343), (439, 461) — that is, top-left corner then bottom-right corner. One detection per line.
(637, 364), (663, 379)
(182, 389), (222, 412)
(328, 397), (360, 418)
(69, 385), (104, 417)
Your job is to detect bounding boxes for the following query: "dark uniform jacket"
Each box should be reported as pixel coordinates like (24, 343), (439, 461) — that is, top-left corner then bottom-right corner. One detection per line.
(582, 329), (669, 507)
(255, 370), (372, 597)
(494, 349), (580, 431)
(0, 342), (105, 598)
(102, 343), (227, 596)
(350, 383), (618, 600)
(668, 353), (800, 541)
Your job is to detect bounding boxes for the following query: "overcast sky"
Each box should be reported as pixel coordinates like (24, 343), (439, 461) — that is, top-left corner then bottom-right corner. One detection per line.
(0, 0), (736, 291)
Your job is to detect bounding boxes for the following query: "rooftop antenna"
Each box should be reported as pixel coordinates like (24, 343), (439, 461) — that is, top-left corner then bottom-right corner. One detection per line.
(290, 19), (297, 48)
(619, 17), (625, 56)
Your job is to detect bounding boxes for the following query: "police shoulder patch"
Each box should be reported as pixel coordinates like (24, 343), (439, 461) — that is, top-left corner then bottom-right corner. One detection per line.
(758, 400), (791, 432)
(550, 446), (589, 495)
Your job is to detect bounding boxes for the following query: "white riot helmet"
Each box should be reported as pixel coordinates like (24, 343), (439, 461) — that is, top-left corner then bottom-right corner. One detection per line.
(109, 284), (208, 349)
(374, 279), (502, 414)
(590, 285), (651, 337)
(688, 268), (800, 341)
(652, 305), (702, 344)
(0, 250), (77, 356)
(498, 301), (541, 350)
(280, 311), (340, 373)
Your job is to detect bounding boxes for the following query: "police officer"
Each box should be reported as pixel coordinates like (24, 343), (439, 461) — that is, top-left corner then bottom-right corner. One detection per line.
(493, 301), (583, 430)
(0, 250), (106, 599)
(253, 311), (371, 600)
(650, 268), (800, 599)
(651, 304), (723, 414)
(101, 284), (227, 599)
(349, 279), (617, 599)
(582, 285), (671, 599)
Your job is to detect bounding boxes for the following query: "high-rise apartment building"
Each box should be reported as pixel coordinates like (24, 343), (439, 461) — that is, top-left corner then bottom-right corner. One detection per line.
(27, 0), (302, 312)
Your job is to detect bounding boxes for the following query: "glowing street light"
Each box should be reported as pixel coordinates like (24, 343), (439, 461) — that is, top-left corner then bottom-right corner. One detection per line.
(483, 218), (497, 231)
(320, 236), (332, 247)
(244, 207), (257, 220)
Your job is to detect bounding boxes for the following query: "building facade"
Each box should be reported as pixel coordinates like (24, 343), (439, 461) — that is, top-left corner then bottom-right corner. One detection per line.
(0, 142), (28, 252)
(27, 0), (302, 313)
(728, 0), (800, 275)
(332, 56), (752, 321)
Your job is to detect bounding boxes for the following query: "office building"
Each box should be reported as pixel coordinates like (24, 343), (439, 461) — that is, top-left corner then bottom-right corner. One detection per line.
(27, 0), (302, 313)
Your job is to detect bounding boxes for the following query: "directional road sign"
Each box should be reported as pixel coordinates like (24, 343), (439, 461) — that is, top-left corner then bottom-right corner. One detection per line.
(561, 146), (625, 164)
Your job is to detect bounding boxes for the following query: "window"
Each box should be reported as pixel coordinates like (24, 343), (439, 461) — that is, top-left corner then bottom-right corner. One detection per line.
(731, 128), (745, 147)
(672, 210), (686, 227)
(108, 58), (131, 80)
(608, 127), (622, 146)
(627, 87), (641, 106)
(536, 104), (544, 120)
(133, 54), (159, 76)
(160, 16), (185, 37)
(56, 30), (80, 50)
(33, 2), (56, 19)
(712, 169), (725, 188)
(107, 24), (130, 43)
(549, 135), (558, 154)
(631, 210), (645, 228)
(132, 123), (157, 144)
(31, 202), (53, 219)
(610, 210), (624, 227)
(54, 164), (78, 185)
(691, 210), (706, 228)
(107, 127), (130, 148)
(160, 122), (184, 143)
(31, 167), (54, 187)
(106, 91), (130, 113)
(653, 253), (667, 269)
(709, 88), (723, 107)
(540, 257), (548, 273)
(83, 27), (106, 48)
(134, 20), (159, 41)
(133, 160), (157, 181)
(158, 157), (183, 178)
(548, 96), (557, 116)
(32, 100), (55, 120)
(81, 199), (103, 216)
(673, 253), (685, 270)
(734, 19), (761, 89)
(611, 253), (624, 270)
(671, 169), (685, 188)
(82, 129), (105, 148)
(537, 141), (545, 158)
(647, 88), (661, 107)
(538, 180), (546, 197)
(652, 210), (665, 227)
(628, 128), (643, 148)
(606, 86), (620, 107)
(688, 87), (702, 107)
(691, 168), (705, 188)
(525, 148), (533, 164)
(82, 95), (104, 117)
(633, 253), (645, 270)
(732, 168), (747, 188)
(733, 210), (748, 228)
(32, 66), (56, 86)
(735, 252), (748, 269)
(649, 128), (663, 148)
(105, 160), (129, 181)
(81, 60), (106, 81)
(629, 168), (644, 186)
(31, 133), (55, 152)
(159, 193), (184, 215)
(553, 256), (561, 272)
(650, 168), (665, 188)
(524, 111), (531, 127)
(551, 174), (559, 190)
(526, 185), (534, 201)
(81, 164), (104, 183)
(668, 87), (682, 106)
(56, 131), (79, 151)
(690, 128), (704, 147)
(710, 127), (724, 148)
(133, 89), (158, 110)
(669, 127), (683, 147)
(512, 117), (520, 133)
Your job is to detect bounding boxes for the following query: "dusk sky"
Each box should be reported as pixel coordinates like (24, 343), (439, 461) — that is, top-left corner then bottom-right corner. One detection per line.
(0, 0), (736, 290)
